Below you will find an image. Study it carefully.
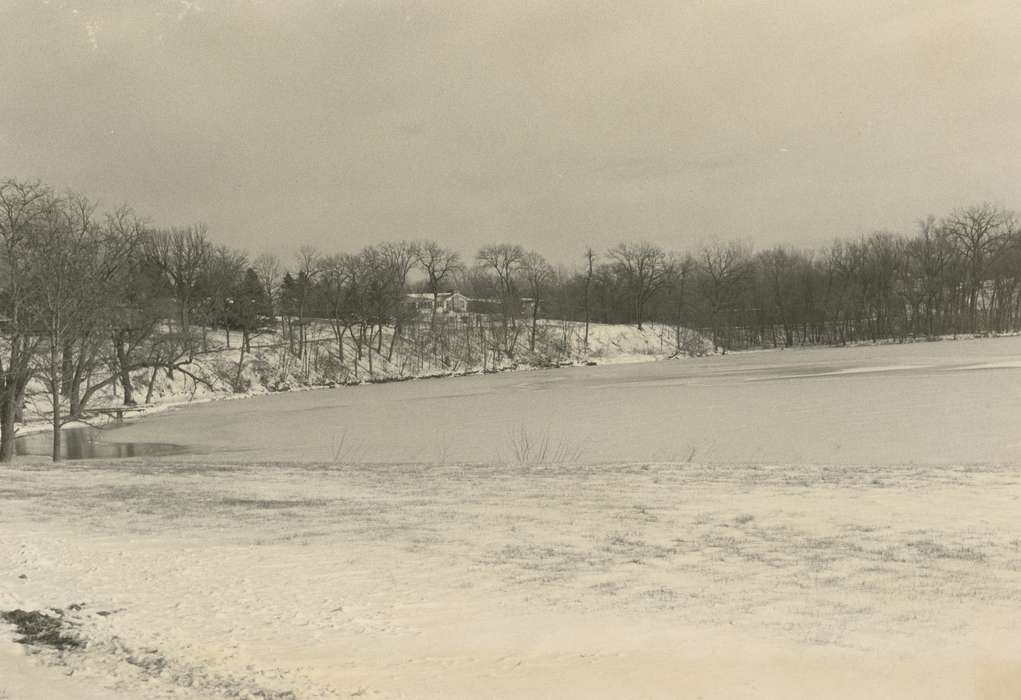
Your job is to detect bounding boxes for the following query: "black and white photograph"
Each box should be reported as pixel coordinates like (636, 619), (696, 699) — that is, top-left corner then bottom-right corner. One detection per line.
(2, 1), (1021, 698)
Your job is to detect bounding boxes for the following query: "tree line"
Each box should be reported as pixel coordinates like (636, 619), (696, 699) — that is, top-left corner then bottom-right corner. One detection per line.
(571, 204), (1021, 351)
(3, 176), (1021, 460)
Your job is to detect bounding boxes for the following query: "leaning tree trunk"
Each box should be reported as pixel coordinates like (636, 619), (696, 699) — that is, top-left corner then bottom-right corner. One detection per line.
(387, 324), (400, 361)
(114, 335), (136, 406)
(145, 366), (160, 404)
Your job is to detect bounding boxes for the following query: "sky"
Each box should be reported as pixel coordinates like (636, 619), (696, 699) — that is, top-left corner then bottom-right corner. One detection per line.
(2, 0), (1020, 265)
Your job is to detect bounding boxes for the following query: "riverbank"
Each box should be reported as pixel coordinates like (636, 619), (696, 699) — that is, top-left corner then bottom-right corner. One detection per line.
(12, 321), (712, 457)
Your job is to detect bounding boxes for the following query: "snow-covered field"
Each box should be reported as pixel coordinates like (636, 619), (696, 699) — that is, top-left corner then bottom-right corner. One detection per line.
(3, 336), (1021, 698)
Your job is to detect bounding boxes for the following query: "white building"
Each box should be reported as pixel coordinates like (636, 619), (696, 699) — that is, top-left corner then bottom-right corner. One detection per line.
(405, 292), (470, 314)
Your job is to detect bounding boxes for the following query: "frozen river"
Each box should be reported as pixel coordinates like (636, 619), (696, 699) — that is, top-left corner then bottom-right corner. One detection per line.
(113, 335), (1021, 467)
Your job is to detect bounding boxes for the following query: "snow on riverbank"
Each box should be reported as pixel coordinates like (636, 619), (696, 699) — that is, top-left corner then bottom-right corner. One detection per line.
(12, 321), (711, 444)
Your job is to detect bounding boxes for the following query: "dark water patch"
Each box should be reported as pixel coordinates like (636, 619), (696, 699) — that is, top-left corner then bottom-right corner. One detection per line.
(1, 608), (83, 650)
(15, 428), (185, 460)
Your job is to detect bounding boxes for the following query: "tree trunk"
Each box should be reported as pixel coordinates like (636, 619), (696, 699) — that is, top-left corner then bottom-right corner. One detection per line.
(69, 374), (82, 418)
(51, 398), (61, 462)
(114, 335), (136, 406)
(61, 342), (74, 397)
(388, 325), (400, 361)
(50, 341), (62, 462)
(583, 256), (592, 350)
(430, 290), (440, 355)
(145, 365), (160, 404)
(234, 339), (247, 393)
(0, 395), (17, 462)
(530, 299), (539, 353)
(479, 316), (486, 372)
(13, 381), (27, 424)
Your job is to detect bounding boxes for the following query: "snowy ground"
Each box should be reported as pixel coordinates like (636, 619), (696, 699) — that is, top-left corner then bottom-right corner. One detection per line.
(3, 336), (1021, 698)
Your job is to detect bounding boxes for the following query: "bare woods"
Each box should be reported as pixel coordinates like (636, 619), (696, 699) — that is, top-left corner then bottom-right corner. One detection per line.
(3, 176), (1021, 461)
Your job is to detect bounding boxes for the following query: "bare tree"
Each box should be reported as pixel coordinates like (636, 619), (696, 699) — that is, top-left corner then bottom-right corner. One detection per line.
(415, 240), (462, 327)
(200, 245), (248, 348)
(252, 252), (284, 344)
(607, 242), (672, 329)
(0, 179), (53, 461)
(582, 247), (596, 349)
(758, 245), (807, 347)
(377, 241), (420, 359)
(54, 205), (146, 416)
(668, 252), (696, 352)
(29, 193), (95, 460)
(380, 240), (419, 291)
(477, 243), (525, 353)
(356, 244), (408, 370)
(521, 251), (553, 353)
(944, 204), (1016, 331)
(319, 254), (357, 367)
(25, 192), (133, 460)
(698, 241), (752, 352)
(97, 206), (155, 407)
(143, 224), (212, 336)
(292, 245), (322, 358)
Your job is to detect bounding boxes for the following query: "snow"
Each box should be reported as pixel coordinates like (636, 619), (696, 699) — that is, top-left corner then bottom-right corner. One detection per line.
(2, 335), (1021, 698)
(12, 321), (707, 445)
(580, 323), (711, 364)
(0, 642), (123, 699)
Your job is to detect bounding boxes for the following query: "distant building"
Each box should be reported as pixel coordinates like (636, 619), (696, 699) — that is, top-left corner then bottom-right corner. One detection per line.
(406, 292), (542, 317)
(405, 292), (469, 315)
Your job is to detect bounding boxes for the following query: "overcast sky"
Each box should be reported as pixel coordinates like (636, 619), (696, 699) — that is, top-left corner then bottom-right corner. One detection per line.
(2, 0), (1020, 263)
